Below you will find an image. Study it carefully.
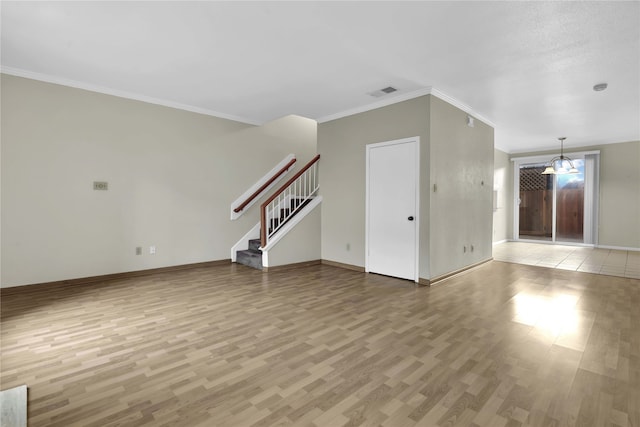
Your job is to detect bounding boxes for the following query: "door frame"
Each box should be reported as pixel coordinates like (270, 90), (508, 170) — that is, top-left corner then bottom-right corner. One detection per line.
(511, 150), (599, 245)
(365, 136), (420, 282)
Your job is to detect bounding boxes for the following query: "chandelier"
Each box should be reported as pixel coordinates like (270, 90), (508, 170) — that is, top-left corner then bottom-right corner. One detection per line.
(541, 137), (579, 175)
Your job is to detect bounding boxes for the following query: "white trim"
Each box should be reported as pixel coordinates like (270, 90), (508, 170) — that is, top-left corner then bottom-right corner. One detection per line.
(505, 241), (640, 252)
(4, 67), (498, 131)
(508, 143), (613, 155)
(318, 88), (431, 123)
(429, 88), (495, 128)
(317, 87), (495, 128)
(596, 245), (640, 252)
(583, 154), (599, 245)
(1, 66), (260, 125)
(230, 222), (261, 262)
(512, 152), (601, 245)
(515, 239), (595, 248)
(414, 142), (420, 283)
(365, 137), (420, 283)
(551, 172), (557, 242)
(510, 150), (600, 162)
(590, 154), (600, 246)
(492, 239), (508, 245)
(260, 196), (322, 253)
(512, 162), (520, 241)
(230, 154), (296, 220)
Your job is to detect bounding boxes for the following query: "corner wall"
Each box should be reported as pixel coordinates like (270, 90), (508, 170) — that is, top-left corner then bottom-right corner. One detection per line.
(493, 148), (512, 243)
(598, 141), (640, 248)
(428, 96), (494, 278)
(1, 75), (317, 287)
(317, 96), (430, 277)
(318, 94), (495, 282)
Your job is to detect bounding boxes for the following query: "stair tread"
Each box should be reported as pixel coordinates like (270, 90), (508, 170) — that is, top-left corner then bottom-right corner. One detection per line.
(236, 248), (263, 270)
(237, 249), (261, 257)
(237, 196), (315, 271)
(247, 239), (262, 252)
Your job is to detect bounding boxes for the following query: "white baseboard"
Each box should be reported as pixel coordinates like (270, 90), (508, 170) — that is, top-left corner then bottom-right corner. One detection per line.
(596, 244), (640, 252)
(497, 240), (639, 252)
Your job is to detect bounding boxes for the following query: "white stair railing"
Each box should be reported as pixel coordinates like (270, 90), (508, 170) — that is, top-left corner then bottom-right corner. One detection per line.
(260, 155), (320, 247)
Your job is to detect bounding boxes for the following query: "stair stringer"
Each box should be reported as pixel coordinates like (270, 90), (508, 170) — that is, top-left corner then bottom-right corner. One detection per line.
(261, 196), (322, 268)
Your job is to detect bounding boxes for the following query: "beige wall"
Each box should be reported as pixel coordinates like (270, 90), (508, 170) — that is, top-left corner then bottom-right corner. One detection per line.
(493, 148), (512, 243)
(513, 140), (640, 249)
(1, 75), (317, 287)
(429, 96), (494, 278)
(318, 95), (495, 281)
(598, 141), (640, 248)
(265, 204), (321, 267)
(318, 96), (431, 277)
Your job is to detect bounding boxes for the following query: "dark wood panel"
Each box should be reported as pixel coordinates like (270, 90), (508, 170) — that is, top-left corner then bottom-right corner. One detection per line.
(519, 190), (552, 237)
(556, 188), (584, 240)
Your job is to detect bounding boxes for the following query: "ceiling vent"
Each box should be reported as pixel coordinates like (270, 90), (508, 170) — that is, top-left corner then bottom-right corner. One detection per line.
(368, 86), (398, 97)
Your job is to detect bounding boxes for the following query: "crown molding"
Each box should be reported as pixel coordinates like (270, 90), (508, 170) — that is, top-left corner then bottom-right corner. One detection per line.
(0, 66), (261, 125)
(2, 66), (497, 129)
(317, 85), (495, 128)
(429, 88), (496, 128)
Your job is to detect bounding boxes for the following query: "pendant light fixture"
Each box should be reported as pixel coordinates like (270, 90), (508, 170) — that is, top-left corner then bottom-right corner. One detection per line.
(541, 137), (579, 175)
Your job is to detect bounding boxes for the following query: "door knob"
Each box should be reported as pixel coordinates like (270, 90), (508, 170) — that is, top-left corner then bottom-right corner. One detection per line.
(408, 216), (414, 221)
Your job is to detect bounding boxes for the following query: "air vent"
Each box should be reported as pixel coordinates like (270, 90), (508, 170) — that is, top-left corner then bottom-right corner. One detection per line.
(368, 86), (399, 98)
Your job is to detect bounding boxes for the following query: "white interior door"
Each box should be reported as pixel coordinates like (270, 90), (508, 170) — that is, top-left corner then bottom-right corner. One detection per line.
(366, 137), (419, 281)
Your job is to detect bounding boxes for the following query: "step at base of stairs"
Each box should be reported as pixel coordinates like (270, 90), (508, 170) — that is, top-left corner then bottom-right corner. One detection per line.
(236, 249), (262, 270)
(248, 239), (261, 252)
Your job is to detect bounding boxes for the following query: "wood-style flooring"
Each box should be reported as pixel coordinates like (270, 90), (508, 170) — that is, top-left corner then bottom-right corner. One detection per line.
(1, 261), (638, 426)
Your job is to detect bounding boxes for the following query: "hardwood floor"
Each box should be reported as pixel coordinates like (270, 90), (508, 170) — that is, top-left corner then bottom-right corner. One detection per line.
(1, 261), (638, 426)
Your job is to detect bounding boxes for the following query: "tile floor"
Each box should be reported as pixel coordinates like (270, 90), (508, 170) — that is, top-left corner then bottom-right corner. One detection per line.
(493, 241), (640, 279)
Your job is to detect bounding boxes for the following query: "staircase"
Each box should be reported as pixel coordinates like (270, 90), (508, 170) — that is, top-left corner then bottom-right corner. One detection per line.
(236, 238), (263, 269)
(236, 198), (311, 270)
(233, 154), (320, 271)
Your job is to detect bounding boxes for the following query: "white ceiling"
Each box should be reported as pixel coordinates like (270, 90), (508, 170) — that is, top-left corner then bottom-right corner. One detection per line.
(1, 1), (639, 153)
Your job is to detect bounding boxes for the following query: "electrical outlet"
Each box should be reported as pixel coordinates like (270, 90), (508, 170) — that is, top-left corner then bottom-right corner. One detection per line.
(346, 243), (351, 251)
(149, 246), (156, 255)
(135, 247), (142, 255)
